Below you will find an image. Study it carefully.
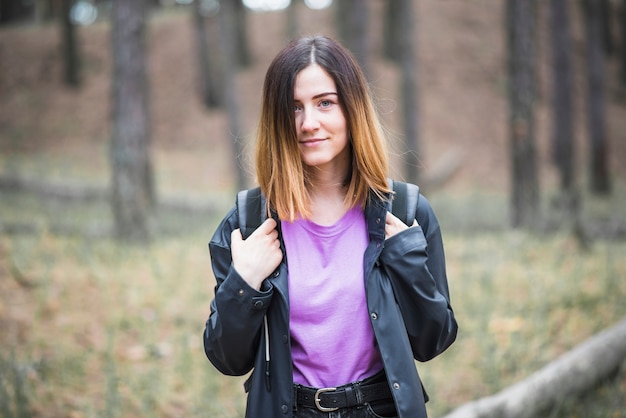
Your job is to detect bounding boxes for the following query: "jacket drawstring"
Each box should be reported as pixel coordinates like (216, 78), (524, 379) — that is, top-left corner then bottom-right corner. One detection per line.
(264, 315), (271, 391)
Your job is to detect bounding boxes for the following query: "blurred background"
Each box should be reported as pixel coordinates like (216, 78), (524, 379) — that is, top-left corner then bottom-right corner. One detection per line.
(0, 0), (625, 417)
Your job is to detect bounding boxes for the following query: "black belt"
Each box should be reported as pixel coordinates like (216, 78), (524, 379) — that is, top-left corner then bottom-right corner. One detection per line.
(295, 381), (393, 412)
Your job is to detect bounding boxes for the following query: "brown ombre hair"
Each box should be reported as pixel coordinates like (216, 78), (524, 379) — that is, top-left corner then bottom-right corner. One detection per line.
(255, 35), (390, 221)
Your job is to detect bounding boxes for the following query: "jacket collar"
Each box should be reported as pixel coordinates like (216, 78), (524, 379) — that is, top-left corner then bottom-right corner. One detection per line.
(267, 191), (391, 300)
(365, 191), (391, 242)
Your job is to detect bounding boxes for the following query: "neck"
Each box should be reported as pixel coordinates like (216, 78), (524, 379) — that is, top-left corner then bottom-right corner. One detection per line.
(304, 152), (352, 225)
(307, 177), (350, 226)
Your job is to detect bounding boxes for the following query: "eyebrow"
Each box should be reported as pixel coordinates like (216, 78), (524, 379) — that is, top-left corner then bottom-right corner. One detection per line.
(294, 92), (338, 101)
(313, 92), (338, 99)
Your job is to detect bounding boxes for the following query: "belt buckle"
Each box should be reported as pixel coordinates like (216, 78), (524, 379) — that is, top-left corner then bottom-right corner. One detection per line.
(314, 387), (338, 412)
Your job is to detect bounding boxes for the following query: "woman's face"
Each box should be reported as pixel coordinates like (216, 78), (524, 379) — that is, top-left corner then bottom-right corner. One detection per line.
(293, 64), (350, 175)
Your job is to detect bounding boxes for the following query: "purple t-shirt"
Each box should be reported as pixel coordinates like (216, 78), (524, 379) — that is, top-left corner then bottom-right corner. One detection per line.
(281, 207), (383, 387)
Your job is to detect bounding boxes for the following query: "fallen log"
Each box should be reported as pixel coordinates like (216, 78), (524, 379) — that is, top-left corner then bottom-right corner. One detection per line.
(0, 174), (225, 215)
(0, 173), (107, 202)
(443, 316), (626, 418)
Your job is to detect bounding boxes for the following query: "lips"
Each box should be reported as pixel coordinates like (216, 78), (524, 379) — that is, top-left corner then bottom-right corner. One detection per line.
(299, 138), (326, 146)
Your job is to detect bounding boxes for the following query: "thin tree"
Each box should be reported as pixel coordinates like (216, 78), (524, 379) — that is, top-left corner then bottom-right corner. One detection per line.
(335, 0), (369, 77)
(234, 0), (252, 68)
(286, 0), (300, 41)
(192, 0), (222, 108)
(382, 0), (402, 62)
(35, 0), (55, 24)
(219, 0), (246, 191)
(110, 0), (155, 241)
(550, 0), (579, 215)
(600, 0), (614, 56)
(621, 0), (626, 89)
(397, 0), (420, 184)
(507, 0), (540, 229)
(583, 0), (611, 194)
(61, 0), (80, 87)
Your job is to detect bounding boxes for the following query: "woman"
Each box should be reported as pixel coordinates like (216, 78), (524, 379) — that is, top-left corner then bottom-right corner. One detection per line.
(203, 35), (458, 418)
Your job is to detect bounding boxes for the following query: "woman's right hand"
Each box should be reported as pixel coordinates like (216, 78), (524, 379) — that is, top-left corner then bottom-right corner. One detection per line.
(231, 218), (283, 290)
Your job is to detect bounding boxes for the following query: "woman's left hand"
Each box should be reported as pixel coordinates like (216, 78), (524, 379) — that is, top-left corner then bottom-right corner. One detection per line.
(385, 211), (418, 239)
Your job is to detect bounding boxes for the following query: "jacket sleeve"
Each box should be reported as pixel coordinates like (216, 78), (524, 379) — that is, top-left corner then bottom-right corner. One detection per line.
(203, 206), (274, 376)
(379, 194), (458, 361)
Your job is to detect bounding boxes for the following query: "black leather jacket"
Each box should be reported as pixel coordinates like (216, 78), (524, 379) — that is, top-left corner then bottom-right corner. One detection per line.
(204, 188), (458, 417)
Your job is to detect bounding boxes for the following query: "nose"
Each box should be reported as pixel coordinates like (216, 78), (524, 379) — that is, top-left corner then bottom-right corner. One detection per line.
(299, 108), (320, 132)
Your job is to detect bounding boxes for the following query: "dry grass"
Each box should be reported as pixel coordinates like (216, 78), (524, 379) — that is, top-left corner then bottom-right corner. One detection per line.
(1, 190), (625, 417)
(420, 227), (626, 417)
(0, 222), (247, 417)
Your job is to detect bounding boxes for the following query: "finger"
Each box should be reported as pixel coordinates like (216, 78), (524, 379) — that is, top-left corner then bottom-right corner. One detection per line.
(231, 228), (243, 244)
(385, 211), (399, 225)
(256, 217), (277, 235)
(268, 229), (279, 241)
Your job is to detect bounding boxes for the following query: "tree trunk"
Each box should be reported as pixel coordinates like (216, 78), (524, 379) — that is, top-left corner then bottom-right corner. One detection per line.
(234, 0), (252, 68)
(335, 0), (369, 77)
(35, 0), (55, 23)
(382, 0), (402, 62)
(0, 0), (32, 24)
(398, 0), (420, 184)
(442, 317), (626, 418)
(507, 0), (540, 229)
(60, 0), (80, 87)
(621, 0), (626, 89)
(110, 0), (154, 242)
(218, 0), (246, 191)
(549, 0), (580, 230)
(550, 0), (574, 190)
(192, 0), (221, 108)
(600, 0), (614, 56)
(583, 0), (611, 194)
(286, 0), (299, 41)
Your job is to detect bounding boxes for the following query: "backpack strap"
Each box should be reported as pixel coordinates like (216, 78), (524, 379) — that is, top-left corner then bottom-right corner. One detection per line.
(236, 187), (272, 391)
(236, 187), (266, 240)
(237, 181), (420, 238)
(388, 179), (420, 226)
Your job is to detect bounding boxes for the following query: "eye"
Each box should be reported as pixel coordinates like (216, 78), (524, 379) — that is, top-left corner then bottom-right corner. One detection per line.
(319, 99), (333, 108)
(294, 103), (302, 112)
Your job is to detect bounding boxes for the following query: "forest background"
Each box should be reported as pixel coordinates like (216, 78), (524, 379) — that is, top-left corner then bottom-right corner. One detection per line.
(1, 0), (625, 417)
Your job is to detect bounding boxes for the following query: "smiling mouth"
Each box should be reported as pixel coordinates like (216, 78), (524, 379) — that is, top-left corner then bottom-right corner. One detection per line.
(300, 138), (325, 145)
